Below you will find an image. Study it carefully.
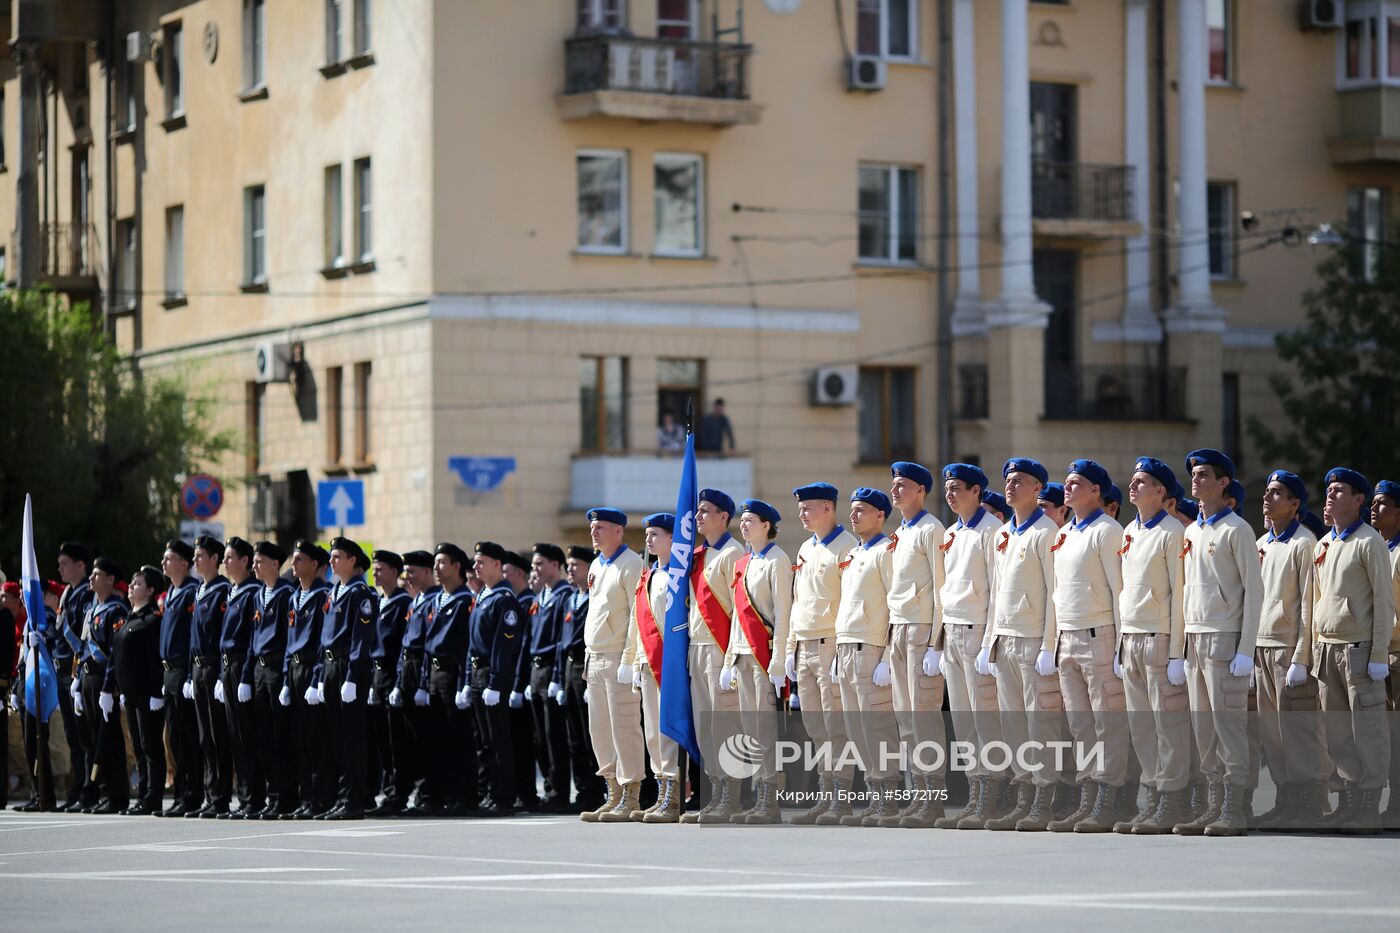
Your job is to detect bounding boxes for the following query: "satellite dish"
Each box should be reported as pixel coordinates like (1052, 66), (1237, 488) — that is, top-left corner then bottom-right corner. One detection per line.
(764, 0), (802, 14)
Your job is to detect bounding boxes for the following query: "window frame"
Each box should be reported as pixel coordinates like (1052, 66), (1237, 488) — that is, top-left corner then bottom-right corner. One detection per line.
(652, 151), (705, 258)
(576, 148), (630, 255)
(353, 361), (372, 465)
(656, 357), (705, 437)
(857, 163), (921, 266)
(326, 365), (344, 466)
(119, 57), (138, 134)
(856, 0), (919, 62)
(247, 381), (265, 475)
(324, 165), (344, 270)
(353, 156), (373, 264)
(1338, 0), (1400, 88)
(243, 0), (267, 93)
(164, 204), (185, 301)
(244, 184), (267, 286)
(115, 217), (138, 312)
(352, 0), (372, 55)
(1348, 185), (1389, 283)
(326, 0), (344, 65)
(1206, 180), (1236, 280)
(857, 365), (918, 464)
(578, 0), (626, 30)
(163, 21), (185, 119)
(657, 0), (699, 39)
(579, 355), (630, 453)
(1205, 0), (1233, 86)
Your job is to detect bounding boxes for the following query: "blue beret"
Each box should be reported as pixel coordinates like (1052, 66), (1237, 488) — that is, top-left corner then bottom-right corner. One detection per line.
(739, 499), (782, 526)
(1324, 467), (1370, 499)
(850, 487), (891, 515)
(586, 507), (628, 527)
(792, 482), (838, 502)
(1038, 483), (1065, 508)
(942, 463), (988, 491)
(1186, 448), (1235, 480)
(698, 488), (736, 518)
(1374, 479), (1400, 503)
(891, 461), (934, 492)
(1169, 481), (1187, 505)
(1003, 457), (1049, 487)
(1133, 456), (1178, 492)
(1299, 508), (1326, 537)
(643, 512), (675, 533)
(1067, 459), (1112, 493)
(1267, 470), (1308, 509)
(1225, 480), (1246, 516)
(1176, 498), (1200, 522)
(982, 490), (1010, 520)
(1105, 484), (1123, 507)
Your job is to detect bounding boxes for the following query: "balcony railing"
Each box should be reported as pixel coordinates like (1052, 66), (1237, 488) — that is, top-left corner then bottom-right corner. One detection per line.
(568, 451), (753, 514)
(37, 221), (99, 280)
(564, 33), (753, 100)
(956, 364), (989, 420)
(1032, 161), (1135, 223)
(1044, 363), (1188, 422)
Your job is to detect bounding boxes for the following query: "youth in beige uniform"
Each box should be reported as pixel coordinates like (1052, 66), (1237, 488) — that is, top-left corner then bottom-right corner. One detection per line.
(934, 463), (1005, 830)
(625, 512), (680, 823)
(885, 461), (947, 827)
(1308, 468), (1394, 832)
(720, 499), (792, 824)
(785, 483), (859, 824)
(580, 507), (645, 822)
(679, 488), (744, 824)
(1049, 459), (1129, 833)
(1370, 480), (1400, 830)
(1177, 449), (1262, 837)
(831, 487), (898, 826)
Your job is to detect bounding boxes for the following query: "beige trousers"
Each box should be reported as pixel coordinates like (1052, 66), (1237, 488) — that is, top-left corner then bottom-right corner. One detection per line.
(1254, 645), (1330, 784)
(637, 663), (680, 779)
(1121, 632), (1191, 792)
(943, 622), (1002, 779)
(1313, 641), (1390, 790)
(735, 654), (781, 784)
(1056, 626), (1130, 785)
(993, 635), (1069, 787)
(584, 650), (645, 785)
(1388, 653), (1400, 795)
(1185, 631), (1251, 787)
(689, 642), (739, 779)
(836, 643), (899, 782)
(889, 622), (947, 779)
(795, 638), (854, 782)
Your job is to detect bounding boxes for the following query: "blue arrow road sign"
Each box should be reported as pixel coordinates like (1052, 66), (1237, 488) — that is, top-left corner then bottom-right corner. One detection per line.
(317, 479), (365, 528)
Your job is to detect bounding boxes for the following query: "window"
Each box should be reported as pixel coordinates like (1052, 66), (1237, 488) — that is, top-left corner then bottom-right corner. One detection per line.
(1341, 2), (1400, 86)
(1206, 0), (1231, 84)
(577, 0), (624, 30)
(118, 58), (137, 133)
(243, 0), (266, 91)
(654, 153), (702, 257)
(657, 0), (696, 39)
(247, 382), (265, 474)
(354, 157), (372, 263)
(164, 21), (184, 118)
(164, 205), (184, 301)
(353, 0), (372, 55)
(580, 356), (629, 452)
(324, 166), (343, 269)
(858, 366), (916, 462)
(1207, 181), (1235, 279)
(577, 150), (628, 253)
(0, 247), (7, 287)
(326, 366), (344, 465)
(244, 184), (266, 285)
(326, 0), (344, 64)
(1, 89), (6, 167)
(856, 0), (916, 60)
(1221, 372), (1241, 472)
(115, 219), (137, 311)
(858, 164), (919, 263)
(1348, 186), (1389, 282)
(657, 358), (703, 439)
(353, 362), (372, 463)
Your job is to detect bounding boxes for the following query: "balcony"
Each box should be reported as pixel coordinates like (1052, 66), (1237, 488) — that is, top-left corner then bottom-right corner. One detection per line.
(568, 451), (754, 516)
(1031, 162), (1141, 239)
(11, 222), (101, 292)
(559, 34), (762, 127)
(1043, 364), (1188, 422)
(1328, 86), (1400, 164)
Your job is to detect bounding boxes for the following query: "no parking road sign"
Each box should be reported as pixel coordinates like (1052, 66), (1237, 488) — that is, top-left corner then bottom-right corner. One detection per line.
(181, 474), (224, 520)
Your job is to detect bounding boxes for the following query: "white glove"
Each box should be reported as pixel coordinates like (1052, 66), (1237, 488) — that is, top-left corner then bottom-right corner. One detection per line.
(633, 669), (644, 689)
(1368, 662), (1389, 683)
(74, 690), (85, 716)
(769, 672), (784, 694)
(304, 684), (322, 706)
(340, 680), (357, 703)
(70, 678), (81, 701)
(99, 691), (114, 720)
(278, 685), (292, 707)
(616, 663), (634, 685)
(719, 667), (736, 692)
(389, 687), (403, 707)
(27, 630), (40, 647)
(150, 696), (165, 712)
(1284, 663), (1308, 689)
(871, 660), (892, 687)
(524, 684), (534, 701)
(482, 688), (501, 706)
(547, 681), (562, 700)
(1167, 658), (1187, 686)
(921, 648), (942, 677)
(554, 687), (567, 707)
(785, 653), (797, 681)
(214, 680), (226, 704)
(975, 647), (992, 677)
(237, 682), (252, 704)
(413, 688), (430, 707)
(1228, 653), (1252, 678)
(454, 687), (470, 710)
(1183, 658), (1195, 679)
(1112, 656), (1124, 679)
(316, 682), (326, 703)
(788, 690), (801, 710)
(120, 693), (127, 711)
(182, 680), (194, 700)
(583, 686), (591, 705)
(1035, 650), (1057, 678)
(509, 691), (523, 708)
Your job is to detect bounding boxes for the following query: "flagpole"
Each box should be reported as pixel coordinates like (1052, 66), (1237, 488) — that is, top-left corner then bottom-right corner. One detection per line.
(31, 641), (49, 809)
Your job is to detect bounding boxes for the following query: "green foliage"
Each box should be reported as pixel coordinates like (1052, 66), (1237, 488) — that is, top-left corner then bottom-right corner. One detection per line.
(0, 291), (234, 581)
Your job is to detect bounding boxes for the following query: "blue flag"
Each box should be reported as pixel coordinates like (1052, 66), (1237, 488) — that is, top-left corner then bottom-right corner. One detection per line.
(21, 495), (60, 723)
(659, 434), (702, 767)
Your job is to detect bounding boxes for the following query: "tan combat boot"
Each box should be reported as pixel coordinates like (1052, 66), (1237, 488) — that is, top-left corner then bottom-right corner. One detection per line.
(580, 777), (621, 823)
(744, 782), (783, 825)
(680, 775), (720, 825)
(598, 781), (643, 823)
(697, 778), (741, 824)
(1173, 780), (1222, 835)
(1114, 787), (1160, 834)
(816, 778), (854, 825)
(935, 777), (981, 830)
(643, 777), (682, 823)
(790, 774), (832, 825)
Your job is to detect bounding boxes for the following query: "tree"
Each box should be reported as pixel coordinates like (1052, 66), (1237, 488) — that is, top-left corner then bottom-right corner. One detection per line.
(0, 292), (234, 581)
(1249, 227), (1400, 492)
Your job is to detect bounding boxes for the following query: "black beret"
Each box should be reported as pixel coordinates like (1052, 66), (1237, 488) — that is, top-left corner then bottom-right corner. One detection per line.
(254, 540), (287, 564)
(226, 537), (255, 562)
(567, 545), (596, 562)
(294, 539), (330, 565)
(373, 549), (404, 573)
(194, 534), (225, 559)
(435, 542), (469, 566)
(164, 539), (195, 563)
(533, 543), (566, 565)
(402, 550), (434, 569)
(58, 541), (94, 565)
(92, 556), (120, 577)
(475, 541), (508, 563)
(504, 550), (531, 573)
(136, 564), (169, 594)
(329, 536), (370, 569)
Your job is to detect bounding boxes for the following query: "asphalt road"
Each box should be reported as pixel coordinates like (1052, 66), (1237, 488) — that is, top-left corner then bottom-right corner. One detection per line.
(1, 809), (1397, 932)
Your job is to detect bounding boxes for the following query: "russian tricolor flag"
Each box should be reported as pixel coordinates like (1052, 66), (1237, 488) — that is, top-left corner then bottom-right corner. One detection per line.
(21, 495), (59, 722)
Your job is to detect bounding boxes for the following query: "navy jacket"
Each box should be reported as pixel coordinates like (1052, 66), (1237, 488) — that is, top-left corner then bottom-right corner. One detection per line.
(159, 578), (198, 667)
(248, 578), (295, 682)
(218, 579), (262, 676)
(421, 585), (474, 690)
(80, 594), (129, 691)
(284, 578), (329, 677)
(553, 587), (590, 676)
(468, 585), (524, 694)
(189, 576), (231, 668)
(318, 575), (379, 683)
(372, 589), (412, 663)
(55, 580), (95, 661)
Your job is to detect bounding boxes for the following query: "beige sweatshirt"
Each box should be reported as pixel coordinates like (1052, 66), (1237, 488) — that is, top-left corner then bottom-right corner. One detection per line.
(887, 511), (947, 640)
(625, 564), (671, 670)
(724, 543), (793, 676)
(688, 534), (742, 648)
(936, 508), (1001, 644)
(1308, 521), (1396, 665)
(1050, 510), (1123, 637)
(1255, 520), (1316, 666)
(1118, 509), (1186, 659)
(835, 533), (895, 647)
(786, 527), (859, 653)
(584, 545), (643, 655)
(1181, 508), (1264, 658)
(986, 510), (1059, 652)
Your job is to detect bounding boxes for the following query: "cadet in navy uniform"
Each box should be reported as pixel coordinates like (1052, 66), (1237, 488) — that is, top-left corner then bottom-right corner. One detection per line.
(366, 549), (412, 816)
(115, 565), (167, 815)
(54, 541), (96, 811)
(77, 556), (130, 813)
(503, 550), (541, 810)
(216, 537), (265, 818)
(156, 540), (202, 816)
(466, 541), (525, 815)
(554, 544), (604, 811)
(186, 535), (233, 818)
(248, 541), (294, 818)
(281, 541), (332, 819)
(395, 551), (437, 814)
(421, 542), (478, 815)
(528, 543), (574, 811)
(314, 537), (380, 821)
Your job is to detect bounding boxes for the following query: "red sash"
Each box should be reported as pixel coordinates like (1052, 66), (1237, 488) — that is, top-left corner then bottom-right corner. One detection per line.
(635, 569), (664, 683)
(731, 553), (774, 671)
(690, 544), (731, 651)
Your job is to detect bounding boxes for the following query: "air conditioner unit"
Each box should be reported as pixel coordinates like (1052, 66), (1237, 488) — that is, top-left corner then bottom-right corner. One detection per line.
(847, 55), (887, 92)
(1299, 0), (1343, 30)
(126, 31), (153, 62)
(253, 340), (293, 383)
(249, 477), (292, 533)
(811, 366), (859, 406)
